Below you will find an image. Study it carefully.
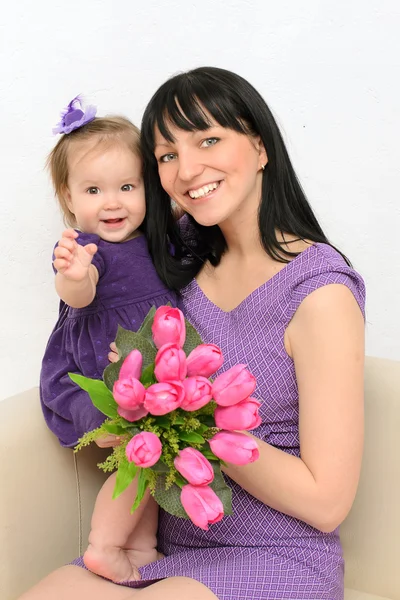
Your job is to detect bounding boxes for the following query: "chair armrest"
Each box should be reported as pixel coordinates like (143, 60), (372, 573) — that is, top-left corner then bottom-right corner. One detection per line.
(0, 387), (108, 599)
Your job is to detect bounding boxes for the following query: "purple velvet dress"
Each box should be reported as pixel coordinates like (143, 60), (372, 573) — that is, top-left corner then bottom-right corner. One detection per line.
(72, 242), (365, 599)
(40, 232), (179, 448)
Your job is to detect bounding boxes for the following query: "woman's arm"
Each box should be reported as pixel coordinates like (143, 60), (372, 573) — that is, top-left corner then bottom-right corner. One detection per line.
(222, 283), (365, 532)
(54, 229), (99, 308)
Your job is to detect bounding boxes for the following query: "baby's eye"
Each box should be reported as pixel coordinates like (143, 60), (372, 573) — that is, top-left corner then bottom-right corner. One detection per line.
(160, 153), (177, 163)
(200, 137), (219, 148)
(86, 187), (100, 195)
(121, 184), (134, 192)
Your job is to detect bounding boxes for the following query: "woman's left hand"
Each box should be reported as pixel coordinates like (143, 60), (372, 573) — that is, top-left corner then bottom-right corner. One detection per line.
(108, 342), (119, 363)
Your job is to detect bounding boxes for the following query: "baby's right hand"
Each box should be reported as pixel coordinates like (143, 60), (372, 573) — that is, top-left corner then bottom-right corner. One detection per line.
(53, 229), (98, 281)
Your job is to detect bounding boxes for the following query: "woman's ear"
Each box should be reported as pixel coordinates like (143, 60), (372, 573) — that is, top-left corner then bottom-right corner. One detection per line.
(255, 136), (268, 169)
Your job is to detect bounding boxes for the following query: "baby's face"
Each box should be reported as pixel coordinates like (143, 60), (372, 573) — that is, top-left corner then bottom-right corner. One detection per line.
(65, 139), (145, 242)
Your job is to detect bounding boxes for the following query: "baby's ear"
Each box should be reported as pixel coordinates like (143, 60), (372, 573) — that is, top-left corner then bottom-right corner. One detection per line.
(62, 185), (73, 211)
(60, 185), (76, 226)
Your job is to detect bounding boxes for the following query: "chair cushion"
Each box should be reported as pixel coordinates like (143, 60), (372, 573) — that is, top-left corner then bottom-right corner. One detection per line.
(345, 588), (394, 600)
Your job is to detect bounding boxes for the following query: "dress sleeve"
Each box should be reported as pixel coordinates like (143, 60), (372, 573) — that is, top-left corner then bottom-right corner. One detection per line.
(286, 257), (366, 323)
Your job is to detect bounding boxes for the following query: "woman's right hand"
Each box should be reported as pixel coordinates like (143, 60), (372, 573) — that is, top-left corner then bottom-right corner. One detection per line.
(108, 341), (119, 363)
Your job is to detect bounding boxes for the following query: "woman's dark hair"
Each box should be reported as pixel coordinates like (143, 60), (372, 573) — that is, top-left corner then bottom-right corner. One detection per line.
(141, 66), (350, 291)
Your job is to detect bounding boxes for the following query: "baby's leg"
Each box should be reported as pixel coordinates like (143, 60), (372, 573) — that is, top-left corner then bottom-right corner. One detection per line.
(83, 471), (160, 583)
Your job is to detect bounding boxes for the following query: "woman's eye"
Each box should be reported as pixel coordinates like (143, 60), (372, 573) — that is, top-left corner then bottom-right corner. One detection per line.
(121, 184), (134, 192)
(160, 153), (177, 163)
(201, 137), (219, 148)
(86, 187), (100, 194)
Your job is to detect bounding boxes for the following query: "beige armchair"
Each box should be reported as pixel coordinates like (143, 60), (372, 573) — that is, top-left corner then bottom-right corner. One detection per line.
(1, 356), (399, 600)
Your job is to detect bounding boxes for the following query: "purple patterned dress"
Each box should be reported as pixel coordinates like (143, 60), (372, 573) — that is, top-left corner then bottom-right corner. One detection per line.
(40, 232), (179, 448)
(73, 242), (365, 599)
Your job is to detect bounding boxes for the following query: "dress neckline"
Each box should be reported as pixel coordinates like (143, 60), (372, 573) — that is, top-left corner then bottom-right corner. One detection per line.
(187, 243), (319, 315)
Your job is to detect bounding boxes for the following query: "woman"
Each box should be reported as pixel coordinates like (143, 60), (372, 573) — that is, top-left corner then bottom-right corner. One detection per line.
(20, 67), (365, 600)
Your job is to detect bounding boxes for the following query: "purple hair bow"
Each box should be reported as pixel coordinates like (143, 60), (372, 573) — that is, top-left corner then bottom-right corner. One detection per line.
(52, 95), (97, 135)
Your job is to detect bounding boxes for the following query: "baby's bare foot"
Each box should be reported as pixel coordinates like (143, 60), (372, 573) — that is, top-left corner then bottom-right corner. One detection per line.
(83, 544), (140, 583)
(83, 544), (163, 583)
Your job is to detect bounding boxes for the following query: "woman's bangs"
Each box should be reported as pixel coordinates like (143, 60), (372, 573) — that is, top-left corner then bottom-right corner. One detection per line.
(154, 79), (248, 145)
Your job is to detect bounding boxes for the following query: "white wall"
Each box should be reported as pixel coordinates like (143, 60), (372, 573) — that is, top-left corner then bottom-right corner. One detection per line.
(1, 0), (399, 400)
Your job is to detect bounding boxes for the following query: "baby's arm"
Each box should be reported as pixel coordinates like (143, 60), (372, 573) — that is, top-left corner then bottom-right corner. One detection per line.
(53, 229), (99, 308)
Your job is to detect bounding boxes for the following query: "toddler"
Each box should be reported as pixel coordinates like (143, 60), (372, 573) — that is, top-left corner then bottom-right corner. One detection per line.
(40, 97), (176, 582)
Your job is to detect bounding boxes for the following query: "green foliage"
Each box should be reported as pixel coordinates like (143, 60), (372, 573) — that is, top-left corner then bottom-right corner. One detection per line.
(72, 306), (237, 524)
(183, 320), (203, 356)
(69, 374), (118, 418)
(137, 306), (157, 345)
(153, 476), (188, 519)
(113, 458), (137, 500)
(74, 424), (108, 452)
(178, 431), (205, 444)
(103, 359), (123, 392)
(140, 363), (156, 387)
(131, 468), (149, 513)
(116, 326), (157, 368)
(210, 463), (233, 515)
(98, 442), (128, 473)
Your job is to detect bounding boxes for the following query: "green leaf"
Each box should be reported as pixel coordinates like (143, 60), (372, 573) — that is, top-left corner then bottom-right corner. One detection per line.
(103, 422), (127, 435)
(194, 424), (209, 434)
(172, 415), (185, 425)
(112, 458), (137, 500)
(183, 319), (204, 356)
(151, 460), (170, 473)
(127, 426), (141, 436)
(137, 306), (157, 345)
(103, 327), (158, 391)
(153, 475), (189, 519)
(178, 431), (205, 444)
(140, 362), (156, 387)
(69, 373), (118, 418)
(200, 448), (219, 461)
(103, 360), (123, 392)
(116, 326), (157, 368)
(198, 414), (216, 428)
(210, 463), (233, 516)
(153, 415), (171, 429)
(131, 468), (150, 513)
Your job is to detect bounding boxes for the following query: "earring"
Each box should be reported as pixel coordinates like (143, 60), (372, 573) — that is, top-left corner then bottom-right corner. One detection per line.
(261, 164), (265, 171)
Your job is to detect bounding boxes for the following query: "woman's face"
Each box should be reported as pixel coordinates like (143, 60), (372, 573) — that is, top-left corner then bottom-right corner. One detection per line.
(153, 118), (267, 227)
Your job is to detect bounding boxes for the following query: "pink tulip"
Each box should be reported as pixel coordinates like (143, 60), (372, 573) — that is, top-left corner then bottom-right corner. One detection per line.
(174, 448), (214, 486)
(152, 306), (186, 349)
(154, 343), (187, 382)
(212, 364), (256, 407)
(181, 484), (224, 530)
(209, 431), (259, 465)
(214, 397), (262, 431)
(180, 376), (213, 411)
(186, 344), (224, 378)
(117, 404), (149, 422)
(113, 377), (146, 410)
(119, 349), (143, 381)
(126, 432), (162, 467)
(144, 381), (185, 415)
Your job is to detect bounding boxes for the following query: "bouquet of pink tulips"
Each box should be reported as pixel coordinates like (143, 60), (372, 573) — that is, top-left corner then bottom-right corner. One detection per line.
(72, 306), (261, 530)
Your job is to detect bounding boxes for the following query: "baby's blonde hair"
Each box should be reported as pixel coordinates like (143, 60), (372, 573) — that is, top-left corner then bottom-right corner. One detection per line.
(47, 116), (141, 226)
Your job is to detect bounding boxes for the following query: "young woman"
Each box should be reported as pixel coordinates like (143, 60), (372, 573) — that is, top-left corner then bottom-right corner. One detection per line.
(20, 67), (365, 600)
